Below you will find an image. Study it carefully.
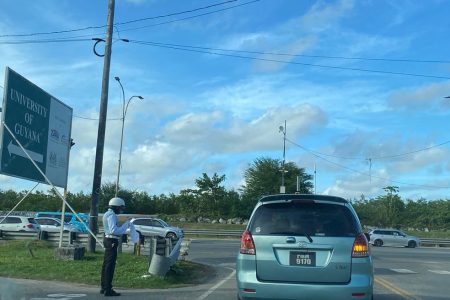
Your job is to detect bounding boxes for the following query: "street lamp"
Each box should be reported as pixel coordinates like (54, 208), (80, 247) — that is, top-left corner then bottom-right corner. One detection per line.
(114, 76), (143, 197)
(279, 120), (287, 194)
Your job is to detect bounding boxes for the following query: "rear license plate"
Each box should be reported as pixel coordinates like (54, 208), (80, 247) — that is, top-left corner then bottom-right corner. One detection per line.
(289, 251), (316, 266)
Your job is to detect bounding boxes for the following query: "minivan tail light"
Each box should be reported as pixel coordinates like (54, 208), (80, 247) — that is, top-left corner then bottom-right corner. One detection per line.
(26, 224), (34, 229)
(352, 233), (370, 257)
(240, 230), (256, 255)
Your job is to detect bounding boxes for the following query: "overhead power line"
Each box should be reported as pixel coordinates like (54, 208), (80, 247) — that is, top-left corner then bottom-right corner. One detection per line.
(286, 138), (450, 189)
(130, 41), (450, 64)
(129, 40), (450, 80)
(116, 0), (238, 25)
(74, 115), (121, 121)
(117, 0), (260, 33)
(0, 0), (256, 38)
(285, 138), (450, 160)
(0, 38), (92, 45)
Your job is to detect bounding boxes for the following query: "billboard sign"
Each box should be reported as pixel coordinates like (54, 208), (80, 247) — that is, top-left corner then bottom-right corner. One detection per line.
(0, 67), (72, 188)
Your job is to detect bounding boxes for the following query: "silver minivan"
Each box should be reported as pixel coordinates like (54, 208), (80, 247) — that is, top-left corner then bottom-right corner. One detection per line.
(369, 229), (420, 248)
(236, 194), (373, 300)
(130, 217), (184, 240)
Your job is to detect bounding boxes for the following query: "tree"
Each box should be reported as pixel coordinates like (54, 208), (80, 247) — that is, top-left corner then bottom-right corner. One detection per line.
(240, 157), (313, 215)
(195, 173), (227, 217)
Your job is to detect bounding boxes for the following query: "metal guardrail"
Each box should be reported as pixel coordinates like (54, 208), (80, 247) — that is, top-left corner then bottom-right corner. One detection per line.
(1, 229), (449, 247)
(184, 229), (243, 237)
(420, 238), (450, 246)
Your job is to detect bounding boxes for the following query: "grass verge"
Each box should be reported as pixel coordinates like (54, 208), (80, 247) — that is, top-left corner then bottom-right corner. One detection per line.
(0, 240), (214, 289)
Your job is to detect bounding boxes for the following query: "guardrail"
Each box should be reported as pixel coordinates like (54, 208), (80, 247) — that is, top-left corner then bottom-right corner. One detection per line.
(184, 229), (242, 238)
(420, 238), (450, 247)
(1, 229), (449, 247)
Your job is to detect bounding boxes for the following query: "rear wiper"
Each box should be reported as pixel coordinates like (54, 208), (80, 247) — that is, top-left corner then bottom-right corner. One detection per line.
(303, 233), (313, 243)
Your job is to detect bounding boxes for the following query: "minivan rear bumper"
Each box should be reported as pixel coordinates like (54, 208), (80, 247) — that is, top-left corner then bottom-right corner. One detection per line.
(236, 255), (373, 300)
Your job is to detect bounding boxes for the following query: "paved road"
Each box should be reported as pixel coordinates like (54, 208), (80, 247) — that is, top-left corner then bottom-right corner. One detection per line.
(1, 239), (449, 299)
(371, 246), (450, 300)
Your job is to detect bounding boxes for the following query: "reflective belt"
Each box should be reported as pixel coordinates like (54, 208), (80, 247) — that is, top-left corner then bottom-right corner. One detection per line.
(105, 234), (120, 239)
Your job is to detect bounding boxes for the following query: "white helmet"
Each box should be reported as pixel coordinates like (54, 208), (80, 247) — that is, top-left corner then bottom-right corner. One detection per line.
(109, 197), (125, 207)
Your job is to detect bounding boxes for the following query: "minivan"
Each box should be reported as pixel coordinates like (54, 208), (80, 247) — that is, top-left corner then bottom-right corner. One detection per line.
(236, 194), (373, 300)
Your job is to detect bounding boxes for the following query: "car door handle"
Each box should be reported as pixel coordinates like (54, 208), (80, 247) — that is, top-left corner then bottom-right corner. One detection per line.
(286, 237), (296, 243)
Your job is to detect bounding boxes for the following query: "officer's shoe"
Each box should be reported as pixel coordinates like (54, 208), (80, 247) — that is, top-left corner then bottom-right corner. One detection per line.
(104, 289), (121, 297)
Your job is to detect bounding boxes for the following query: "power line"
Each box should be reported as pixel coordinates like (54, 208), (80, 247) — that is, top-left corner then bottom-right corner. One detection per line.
(73, 115), (121, 121)
(286, 138), (450, 189)
(285, 138), (450, 160)
(129, 40), (450, 80)
(0, 38), (92, 45)
(131, 40), (450, 64)
(118, 0), (260, 33)
(0, 0), (253, 38)
(116, 0), (238, 25)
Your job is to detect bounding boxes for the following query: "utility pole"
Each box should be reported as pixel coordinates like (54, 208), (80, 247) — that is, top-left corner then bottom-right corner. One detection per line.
(88, 0), (115, 253)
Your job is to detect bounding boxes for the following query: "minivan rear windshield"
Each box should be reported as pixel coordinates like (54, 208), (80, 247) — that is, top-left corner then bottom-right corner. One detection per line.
(249, 201), (358, 237)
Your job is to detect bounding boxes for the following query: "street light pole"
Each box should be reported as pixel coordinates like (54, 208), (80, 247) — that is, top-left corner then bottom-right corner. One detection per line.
(114, 77), (143, 197)
(279, 120), (287, 193)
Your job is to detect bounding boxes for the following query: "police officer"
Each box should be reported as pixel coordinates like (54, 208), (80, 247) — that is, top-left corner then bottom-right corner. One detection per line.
(100, 197), (130, 297)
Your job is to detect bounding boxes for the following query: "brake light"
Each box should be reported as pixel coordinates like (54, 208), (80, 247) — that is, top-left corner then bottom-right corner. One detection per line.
(26, 224), (33, 229)
(352, 233), (370, 257)
(240, 230), (256, 255)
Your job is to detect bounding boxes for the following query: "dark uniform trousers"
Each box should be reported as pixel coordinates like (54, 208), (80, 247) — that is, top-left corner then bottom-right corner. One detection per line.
(101, 237), (119, 291)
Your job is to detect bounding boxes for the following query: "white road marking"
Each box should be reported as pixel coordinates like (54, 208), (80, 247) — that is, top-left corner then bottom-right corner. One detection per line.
(198, 268), (236, 300)
(30, 294), (86, 300)
(390, 269), (417, 274)
(428, 270), (450, 275)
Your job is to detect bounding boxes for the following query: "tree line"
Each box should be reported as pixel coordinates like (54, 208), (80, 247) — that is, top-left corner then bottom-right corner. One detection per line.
(1, 157), (448, 230)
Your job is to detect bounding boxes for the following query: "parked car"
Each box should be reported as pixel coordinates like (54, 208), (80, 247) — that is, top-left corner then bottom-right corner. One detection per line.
(35, 217), (82, 233)
(368, 228), (420, 248)
(130, 217), (184, 240)
(35, 212), (89, 233)
(236, 194), (373, 300)
(0, 215), (40, 232)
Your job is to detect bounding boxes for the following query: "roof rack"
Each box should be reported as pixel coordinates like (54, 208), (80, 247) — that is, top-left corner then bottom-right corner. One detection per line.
(259, 194), (348, 204)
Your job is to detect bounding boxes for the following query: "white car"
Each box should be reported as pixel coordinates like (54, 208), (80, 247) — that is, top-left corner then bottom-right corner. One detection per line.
(34, 217), (82, 233)
(0, 215), (40, 232)
(130, 217), (183, 240)
(369, 229), (420, 248)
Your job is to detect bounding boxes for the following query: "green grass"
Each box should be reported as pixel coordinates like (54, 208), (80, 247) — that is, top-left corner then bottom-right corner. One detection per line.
(404, 230), (450, 239)
(0, 240), (214, 289)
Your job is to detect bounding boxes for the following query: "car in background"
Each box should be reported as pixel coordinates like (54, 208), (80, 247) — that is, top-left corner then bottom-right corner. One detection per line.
(368, 228), (420, 248)
(35, 212), (89, 233)
(130, 217), (184, 240)
(0, 215), (40, 232)
(35, 217), (82, 233)
(236, 194), (373, 300)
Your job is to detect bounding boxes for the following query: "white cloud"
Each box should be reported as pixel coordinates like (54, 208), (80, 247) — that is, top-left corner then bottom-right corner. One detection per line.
(323, 169), (389, 199)
(161, 103), (327, 153)
(219, 0), (355, 72)
(300, 0), (354, 33)
(388, 81), (450, 109)
(389, 146), (450, 174)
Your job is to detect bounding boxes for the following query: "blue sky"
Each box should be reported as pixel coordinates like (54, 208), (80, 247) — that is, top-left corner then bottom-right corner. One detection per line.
(0, 0), (449, 200)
